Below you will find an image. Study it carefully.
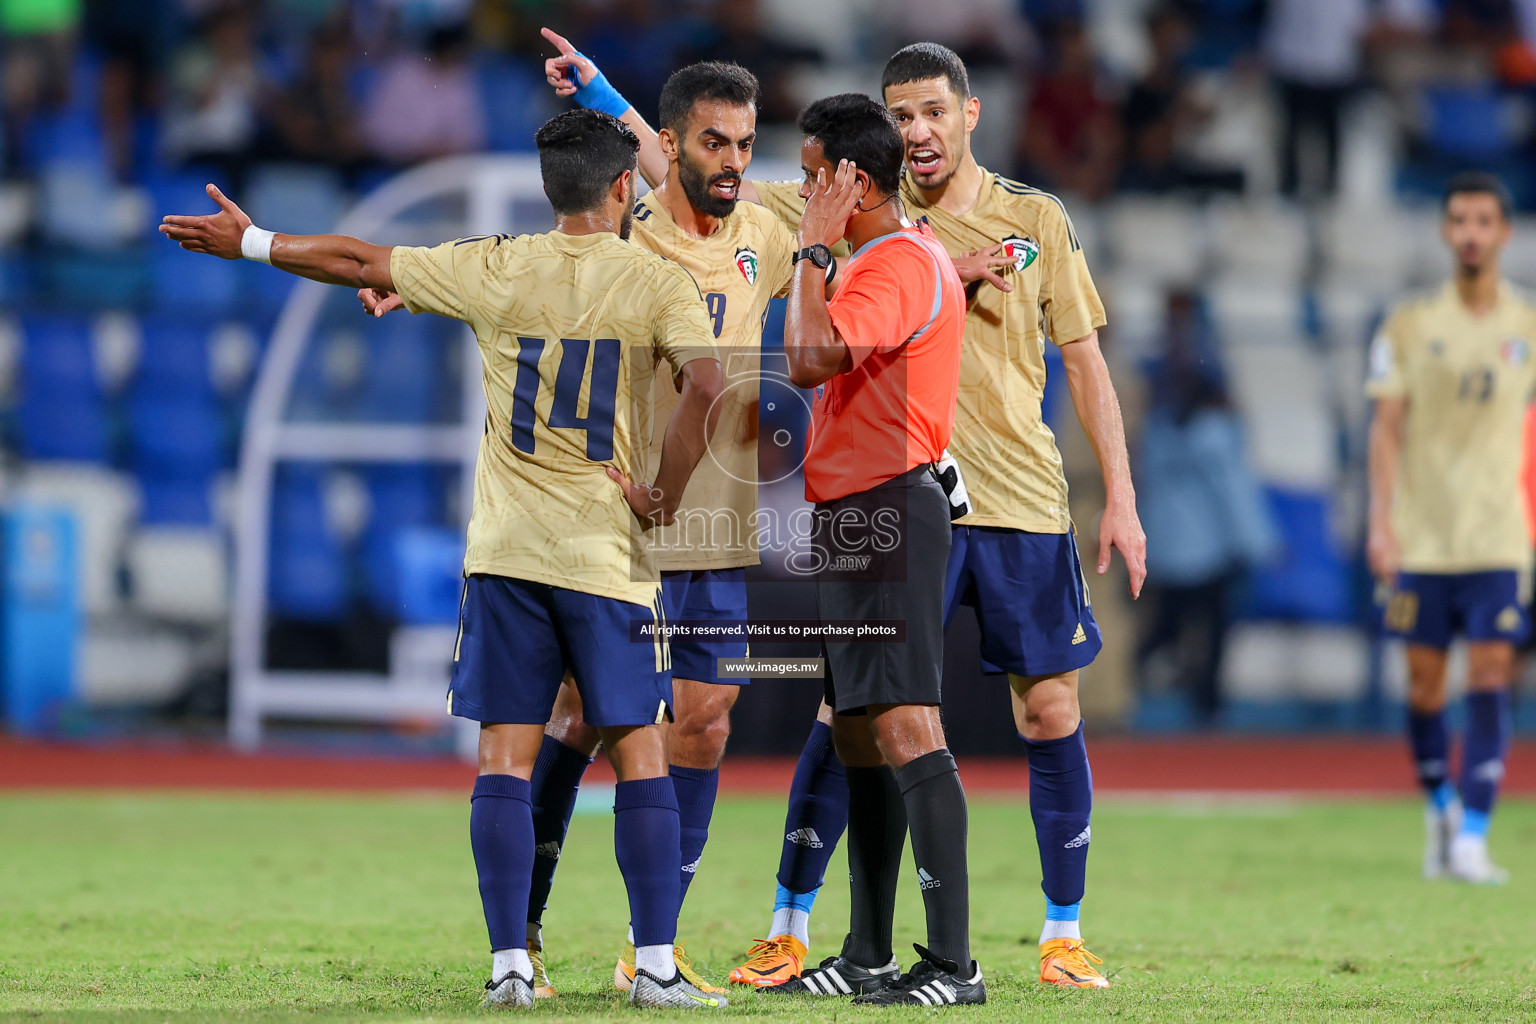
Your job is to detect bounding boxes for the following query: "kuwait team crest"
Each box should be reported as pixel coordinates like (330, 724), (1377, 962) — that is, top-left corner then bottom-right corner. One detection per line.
(1502, 337), (1529, 366)
(1001, 235), (1039, 272)
(735, 246), (759, 285)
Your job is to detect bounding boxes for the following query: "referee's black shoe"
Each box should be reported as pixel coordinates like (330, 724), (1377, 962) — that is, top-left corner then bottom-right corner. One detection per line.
(852, 945), (986, 1007)
(758, 954), (898, 997)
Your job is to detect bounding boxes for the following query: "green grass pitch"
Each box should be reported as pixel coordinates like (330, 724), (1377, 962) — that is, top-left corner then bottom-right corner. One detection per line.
(1, 792), (1533, 1022)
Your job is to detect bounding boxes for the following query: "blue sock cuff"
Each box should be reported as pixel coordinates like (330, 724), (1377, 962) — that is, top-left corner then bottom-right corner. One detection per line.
(472, 774), (531, 802)
(614, 776), (679, 812)
(669, 764), (719, 784)
(1045, 898), (1081, 922)
(535, 736), (594, 779)
(1022, 721), (1086, 758)
(1429, 781), (1457, 811)
(1461, 808), (1491, 838)
(774, 882), (819, 913)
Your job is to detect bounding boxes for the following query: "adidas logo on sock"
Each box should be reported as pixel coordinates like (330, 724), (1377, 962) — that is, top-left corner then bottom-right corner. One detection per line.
(682, 857), (701, 874)
(535, 841), (562, 860)
(1064, 826), (1092, 849)
(787, 828), (824, 849)
(918, 867), (941, 890)
(1473, 759), (1506, 783)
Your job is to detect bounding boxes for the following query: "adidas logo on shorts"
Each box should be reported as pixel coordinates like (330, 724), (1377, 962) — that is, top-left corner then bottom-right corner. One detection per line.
(1071, 623), (1087, 645)
(536, 841), (561, 860)
(682, 856), (701, 875)
(787, 828), (824, 849)
(1064, 826), (1092, 849)
(918, 867), (941, 890)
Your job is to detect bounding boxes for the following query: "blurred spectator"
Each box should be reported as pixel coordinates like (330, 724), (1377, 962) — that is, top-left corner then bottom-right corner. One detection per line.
(677, 0), (821, 126)
(361, 23), (486, 166)
(1120, 2), (1244, 194)
(1136, 290), (1275, 726)
(884, 0), (1033, 72)
(1264, 0), (1371, 198)
(83, 0), (171, 180)
(1016, 19), (1120, 201)
(266, 18), (369, 173)
(570, 0), (683, 128)
(160, 3), (262, 181)
(2, 0), (81, 176)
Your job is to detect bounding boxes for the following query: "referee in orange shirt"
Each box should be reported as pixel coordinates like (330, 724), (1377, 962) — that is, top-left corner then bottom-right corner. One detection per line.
(770, 93), (979, 1008)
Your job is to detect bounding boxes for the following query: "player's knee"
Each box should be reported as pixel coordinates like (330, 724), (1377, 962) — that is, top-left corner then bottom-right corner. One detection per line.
(546, 706), (598, 754)
(1406, 674), (1448, 712)
(1019, 699), (1081, 742)
(675, 704), (732, 751)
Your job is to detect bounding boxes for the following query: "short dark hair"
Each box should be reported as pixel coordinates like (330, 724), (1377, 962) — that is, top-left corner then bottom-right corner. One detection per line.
(798, 93), (904, 195)
(881, 42), (970, 101)
(1443, 171), (1512, 220)
(534, 109), (640, 215)
(658, 61), (760, 134)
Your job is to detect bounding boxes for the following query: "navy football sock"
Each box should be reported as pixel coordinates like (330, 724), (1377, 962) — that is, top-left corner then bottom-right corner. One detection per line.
(1407, 707), (1454, 807)
(470, 774), (534, 952)
(1024, 722), (1093, 910)
(613, 776), (681, 948)
(670, 764), (719, 908)
(1460, 691), (1512, 829)
(526, 737), (593, 926)
(776, 721), (850, 896)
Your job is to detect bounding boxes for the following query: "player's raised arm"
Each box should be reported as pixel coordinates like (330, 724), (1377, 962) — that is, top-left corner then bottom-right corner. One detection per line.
(160, 184), (395, 291)
(540, 27), (762, 204)
(784, 161), (860, 387)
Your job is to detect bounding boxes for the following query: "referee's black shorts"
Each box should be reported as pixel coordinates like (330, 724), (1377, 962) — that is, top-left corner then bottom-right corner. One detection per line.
(813, 463), (951, 714)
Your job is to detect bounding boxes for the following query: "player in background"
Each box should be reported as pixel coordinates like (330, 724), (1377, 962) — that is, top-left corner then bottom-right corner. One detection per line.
(162, 110), (730, 1009)
(546, 38), (1142, 988)
(1366, 172), (1534, 885)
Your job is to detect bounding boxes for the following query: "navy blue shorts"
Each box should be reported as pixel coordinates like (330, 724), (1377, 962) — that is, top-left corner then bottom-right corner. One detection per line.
(1384, 570), (1530, 649)
(447, 574), (672, 727)
(943, 526), (1102, 678)
(662, 568), (749, 686)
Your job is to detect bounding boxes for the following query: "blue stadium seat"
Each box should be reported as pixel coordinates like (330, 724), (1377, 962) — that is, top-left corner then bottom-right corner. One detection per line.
(269, 465), (348, 621)
(128, 395), (223, 477)
(393, 526), (465, 625)
(246, 164), (346, 235)
(480, 57), (554, 152)
(139, 474), (213, 525)
(137, 318), (214, 398)
(359, 465), (449, 615)
(21, 314), (97, 394)
(1243, 488), (1351, 623)
(1424, 86), (1513, 160)
(29, 109), (110, 170)
(358, 314), (445, 422)
(16, 392), (108, 462)
(150, 241), (243, 313)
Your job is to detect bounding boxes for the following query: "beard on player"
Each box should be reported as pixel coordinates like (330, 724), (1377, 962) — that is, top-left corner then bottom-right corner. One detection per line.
(620, 172), (637, 240)
(677, 145), (741, 219)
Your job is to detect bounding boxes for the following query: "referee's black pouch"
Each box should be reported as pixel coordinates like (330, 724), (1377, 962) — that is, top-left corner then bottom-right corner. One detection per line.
(929, 450), (971, 521)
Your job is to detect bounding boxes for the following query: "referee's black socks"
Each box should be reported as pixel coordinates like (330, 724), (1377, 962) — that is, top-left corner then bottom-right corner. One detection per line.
(841, 765), (907, 968)
(893, 748), (971, 969)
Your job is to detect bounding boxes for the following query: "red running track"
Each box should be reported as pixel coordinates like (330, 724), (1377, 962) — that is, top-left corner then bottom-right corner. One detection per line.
(2, 737), (1533, 796)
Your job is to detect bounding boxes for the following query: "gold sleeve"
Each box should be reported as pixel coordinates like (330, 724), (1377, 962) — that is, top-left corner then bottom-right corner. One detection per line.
(1037, 202), (1106, 346)
(1365, 307), (1410, 399)
(651, 262), (722, 375)
(390, 235), (507, 322)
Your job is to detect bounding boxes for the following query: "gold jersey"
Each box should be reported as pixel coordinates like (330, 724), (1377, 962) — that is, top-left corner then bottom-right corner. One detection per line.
(390, 231), (718, 607)
(1366, 279), (1536, 573)
(757, 170), (1107, 533)
(629, 190), (796, 570)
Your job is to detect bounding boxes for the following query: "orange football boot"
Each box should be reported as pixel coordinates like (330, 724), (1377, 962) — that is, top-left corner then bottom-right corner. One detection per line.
(1039, 938), (1110, 988)
(727, 936), (808, 988)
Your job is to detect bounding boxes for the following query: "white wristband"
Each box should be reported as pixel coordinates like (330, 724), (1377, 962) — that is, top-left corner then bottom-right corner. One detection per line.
(240, 224), (275, 264)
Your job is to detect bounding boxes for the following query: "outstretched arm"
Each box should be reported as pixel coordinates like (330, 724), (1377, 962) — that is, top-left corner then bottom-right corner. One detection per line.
(160, 184), (394, 291)
(540, 27), (762, 203)
(1059, 331), (1147, 598)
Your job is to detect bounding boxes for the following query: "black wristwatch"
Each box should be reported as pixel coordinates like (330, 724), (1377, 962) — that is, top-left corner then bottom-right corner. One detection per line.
(793, 243), (832, 269)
